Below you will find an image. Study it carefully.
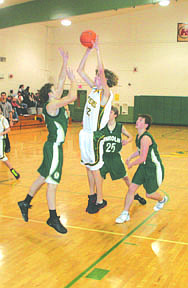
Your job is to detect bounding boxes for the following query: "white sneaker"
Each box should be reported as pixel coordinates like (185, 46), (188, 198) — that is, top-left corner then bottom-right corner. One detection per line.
(154, 196), (168, 211)
(115, 211), (130, 224)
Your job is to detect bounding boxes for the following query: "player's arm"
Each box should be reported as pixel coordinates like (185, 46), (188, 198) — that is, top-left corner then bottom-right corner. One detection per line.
(77, 48), (94, 88)
(55, 48), (69, 99)
(47, 68), (77, 111)
(122, 126), (133, 145)
(0, 118), (10, 136)
(0, 127), (10, 136)
(8, 103), (13, 127)
(127, 135), (152, 169)
(94, 36), (110, 106)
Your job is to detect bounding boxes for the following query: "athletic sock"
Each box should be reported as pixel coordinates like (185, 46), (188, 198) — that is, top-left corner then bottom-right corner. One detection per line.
(24, 194), (33, 205)
(49, 209), (57, 219)
(96, 200), (103, 204)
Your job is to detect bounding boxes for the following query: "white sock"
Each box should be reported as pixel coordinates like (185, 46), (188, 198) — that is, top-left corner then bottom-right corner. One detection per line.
(97, 200), (103, 204)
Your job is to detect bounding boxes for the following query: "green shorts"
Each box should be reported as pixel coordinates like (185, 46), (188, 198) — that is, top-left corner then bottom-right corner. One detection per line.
(38, 141), (63, 184)
(132, 163), (164, 194)
(100, 153), (127, 180)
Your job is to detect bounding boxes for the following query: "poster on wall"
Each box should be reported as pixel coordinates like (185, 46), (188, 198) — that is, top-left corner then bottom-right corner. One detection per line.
(122, 104), (128, 115)
(177, 23), (188, 42)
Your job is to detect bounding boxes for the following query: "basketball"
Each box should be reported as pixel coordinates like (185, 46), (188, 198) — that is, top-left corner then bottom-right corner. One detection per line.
(80, 30), (96, 48)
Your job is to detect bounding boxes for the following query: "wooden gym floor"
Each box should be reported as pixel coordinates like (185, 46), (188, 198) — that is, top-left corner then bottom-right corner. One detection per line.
(0, 122), (188, 288)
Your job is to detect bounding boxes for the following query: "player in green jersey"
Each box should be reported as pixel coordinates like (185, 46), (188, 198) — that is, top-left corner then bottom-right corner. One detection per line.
(116, 114), (168, 224)
(18, 48), (77, 234)
(100, 106), (146, 205)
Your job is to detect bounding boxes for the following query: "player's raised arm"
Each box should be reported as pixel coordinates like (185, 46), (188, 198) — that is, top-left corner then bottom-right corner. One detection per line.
(48, 68), (77, 111)
(77, 48), (94, 88)
(55, 48), (69, 99)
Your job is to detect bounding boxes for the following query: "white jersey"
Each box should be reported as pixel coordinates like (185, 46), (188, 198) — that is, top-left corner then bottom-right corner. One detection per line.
(83, 87), (113, 132)
(0, 115), (9, 140)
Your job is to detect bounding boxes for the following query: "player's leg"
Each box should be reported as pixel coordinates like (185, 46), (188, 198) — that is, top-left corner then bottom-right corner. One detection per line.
(144, 164), (167, 211)
(46, 183), (67, 234)
(122, 176), (146, 205)
(85, 167), (98, 213)
(146, 191), (168, 211)
(92, 169), (107, 209)
(116, 183), (140, 223)
(0, 139), (20, 179)
(18, 175), (45, 222)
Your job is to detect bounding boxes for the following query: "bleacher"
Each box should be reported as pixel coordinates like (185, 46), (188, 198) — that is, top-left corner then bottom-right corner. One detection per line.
(11, 114), (45, 130)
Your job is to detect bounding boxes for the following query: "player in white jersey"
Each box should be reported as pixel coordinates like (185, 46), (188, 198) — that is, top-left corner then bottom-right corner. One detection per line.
(77, 36), (118, 214)
(0, 106), (20, 179)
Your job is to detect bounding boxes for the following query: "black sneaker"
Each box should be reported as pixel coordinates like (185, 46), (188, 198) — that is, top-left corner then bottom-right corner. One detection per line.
(47, 216), (67, 234)
(86, 194), (98, 214)
(10, 168), (20, 180)
(18, 201), (32, 222)
(96, 199), (107, 210)
(134, 194), (147, 205)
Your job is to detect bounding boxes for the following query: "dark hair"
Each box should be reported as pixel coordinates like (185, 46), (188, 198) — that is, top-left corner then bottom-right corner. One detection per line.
(39, 83), (53, 104)
(138, 114), (152, 130)
(111, 105), (119, 117)
(0, 105), (2, 113)
(96, 69), (118, 88)
(1, 92), (6, 96)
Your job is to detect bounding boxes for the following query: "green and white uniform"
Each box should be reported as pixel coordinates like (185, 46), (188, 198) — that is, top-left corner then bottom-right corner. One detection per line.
(0, 114), (9, 161)
(100, 123), (127, 180)
(132, 131), (164, 194)
(38, 103), (68, 184)
(79, 87), (113, 170)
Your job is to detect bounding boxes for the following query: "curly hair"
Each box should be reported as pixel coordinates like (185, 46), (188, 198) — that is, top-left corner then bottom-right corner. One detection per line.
(96, 69), (118, 88)
(39, 83), (54, 104)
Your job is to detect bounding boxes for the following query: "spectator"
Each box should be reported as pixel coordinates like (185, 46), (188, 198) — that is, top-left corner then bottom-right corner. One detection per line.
(0, 92), (13, 153)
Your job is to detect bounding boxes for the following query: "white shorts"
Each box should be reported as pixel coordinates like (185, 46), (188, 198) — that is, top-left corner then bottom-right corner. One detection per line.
(79, 129), (105, 171)
(0, 139), (8, 161)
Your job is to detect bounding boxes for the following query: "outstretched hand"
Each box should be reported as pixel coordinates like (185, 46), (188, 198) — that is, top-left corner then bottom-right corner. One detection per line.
(67, 67), (76, 81)
(59, 48), (69, 62)
(90, 35), (99, 51)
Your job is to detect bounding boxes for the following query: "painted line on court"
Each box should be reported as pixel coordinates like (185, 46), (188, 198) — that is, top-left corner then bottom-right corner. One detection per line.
(132, 235), (188, 246)
(64, 212), (157, 288)
(0, 179), (13, 183)
(0, 215), (126, 236)
(1, 214), (187, 248)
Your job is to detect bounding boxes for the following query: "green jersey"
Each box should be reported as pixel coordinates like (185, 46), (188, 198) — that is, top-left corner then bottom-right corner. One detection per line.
(102, 123), (122, 155)
(43, 103), (68, 143)
(136, 131), (163, 167)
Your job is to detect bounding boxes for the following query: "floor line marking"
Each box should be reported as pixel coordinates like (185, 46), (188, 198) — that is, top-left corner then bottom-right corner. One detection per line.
(132, 235), (188, 246)
(64, 212), (157, 288)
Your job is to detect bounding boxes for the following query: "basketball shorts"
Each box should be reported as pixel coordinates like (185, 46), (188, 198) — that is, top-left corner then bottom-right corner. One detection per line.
(100, 153), (127, 180)
(132, 163), (164, 194)
(38, 141), (63, 184)
(79, 129), (105, 171)
(0, 139), (8, 161)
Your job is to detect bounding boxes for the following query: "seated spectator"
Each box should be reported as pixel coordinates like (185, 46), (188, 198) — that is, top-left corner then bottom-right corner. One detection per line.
(7, 95), (13, 104)
(17, 95), (28, 115)
(11, 97), (22, 115)
(18, 84), (25, 97)
(12, 108), (19, 122)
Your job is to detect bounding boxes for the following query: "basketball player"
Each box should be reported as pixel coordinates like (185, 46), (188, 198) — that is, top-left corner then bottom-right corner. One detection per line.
(77, 36), (118, 214)
(18, 49), (77, 234)
(100, 106), (146, 205)
(0, 105), (20, 179)
(116, 114), (168, 224)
